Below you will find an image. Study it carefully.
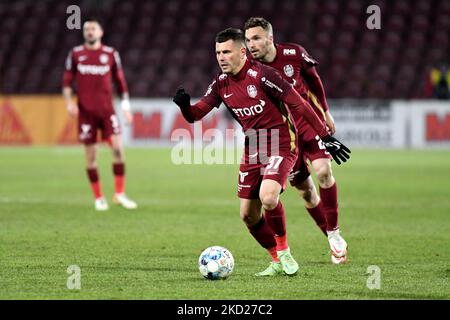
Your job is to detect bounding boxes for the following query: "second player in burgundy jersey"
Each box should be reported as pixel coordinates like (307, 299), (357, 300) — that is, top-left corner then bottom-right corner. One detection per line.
(244, 18), (350, 265)
(249, 43), (330, 141)
(63, 44), (128, 117)
(62, 18), (137, 211)
(260, 43), (326, 118)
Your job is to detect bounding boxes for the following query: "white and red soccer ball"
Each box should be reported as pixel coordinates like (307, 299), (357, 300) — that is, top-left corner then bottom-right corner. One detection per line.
(198, 246), (234, 280)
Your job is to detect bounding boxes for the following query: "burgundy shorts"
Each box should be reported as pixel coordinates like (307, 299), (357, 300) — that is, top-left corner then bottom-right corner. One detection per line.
(289, 124), (332, 187)
(237, 150), (297, 199)
(78, 111), (121, 145)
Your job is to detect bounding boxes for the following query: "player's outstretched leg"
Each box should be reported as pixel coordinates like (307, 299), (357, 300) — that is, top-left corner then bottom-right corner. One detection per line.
(240, 198), (283, 277)
(295, 176), (328, 236)
(260, 180), (299, 275)
(109, 135), (137, 209)
(312, 158), (348, 264)
(249, 217), (283, 277)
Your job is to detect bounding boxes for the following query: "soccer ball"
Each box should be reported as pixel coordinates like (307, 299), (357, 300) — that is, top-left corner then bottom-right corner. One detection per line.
(198, 246), (234, 280)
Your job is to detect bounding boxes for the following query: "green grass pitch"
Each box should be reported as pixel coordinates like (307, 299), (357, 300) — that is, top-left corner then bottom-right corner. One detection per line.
(0, 147), (449, 299)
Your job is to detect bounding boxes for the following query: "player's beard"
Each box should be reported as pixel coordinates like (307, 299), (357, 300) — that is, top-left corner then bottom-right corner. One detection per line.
(86, 39), (98, 45)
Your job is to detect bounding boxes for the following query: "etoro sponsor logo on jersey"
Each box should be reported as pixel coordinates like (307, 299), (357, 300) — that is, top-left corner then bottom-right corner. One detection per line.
(77, 63), (110, 75)
(232, 100), (266, 117)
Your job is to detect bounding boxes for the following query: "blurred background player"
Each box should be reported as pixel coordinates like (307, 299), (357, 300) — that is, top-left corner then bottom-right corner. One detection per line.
(424, 61), (450, 99)
(244, 17), (348, 264)
(62, 18), (137, 211)
(173, 28), (350, 276)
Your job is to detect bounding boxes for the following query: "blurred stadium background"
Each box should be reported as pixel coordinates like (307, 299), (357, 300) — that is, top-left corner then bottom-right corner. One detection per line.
(1, 0), (450, 97)
(0, 0), (449, 146)
(0, 0), (449, 300)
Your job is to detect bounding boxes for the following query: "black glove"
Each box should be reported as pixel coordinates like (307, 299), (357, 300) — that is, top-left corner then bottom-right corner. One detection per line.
(321, 135), (351, 165)
(173, 87), (191, 108)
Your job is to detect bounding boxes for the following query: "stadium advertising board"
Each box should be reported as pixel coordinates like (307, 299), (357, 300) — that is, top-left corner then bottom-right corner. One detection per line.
(401, 101), (450, 148)
(329, 100), (406, 148)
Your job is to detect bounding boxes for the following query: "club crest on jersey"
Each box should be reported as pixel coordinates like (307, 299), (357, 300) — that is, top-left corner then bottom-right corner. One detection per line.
(283, 64), (294, 77)
(99, 54), (109, 64)
(283, 49), (296, 56)
(247, 85), (257, 98)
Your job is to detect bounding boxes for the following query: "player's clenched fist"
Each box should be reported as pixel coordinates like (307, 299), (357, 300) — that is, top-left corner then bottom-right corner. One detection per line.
(173, 87), (191, 108)
(321, 135), (351, 165)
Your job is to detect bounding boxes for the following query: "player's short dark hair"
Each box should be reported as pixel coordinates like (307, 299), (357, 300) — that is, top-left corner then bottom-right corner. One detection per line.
(244, 17), (273, 34)
(84, 17), (103, 28)
(215, 28), (246, 46)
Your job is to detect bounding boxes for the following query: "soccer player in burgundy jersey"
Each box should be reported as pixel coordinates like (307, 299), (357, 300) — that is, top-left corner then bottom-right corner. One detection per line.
(244, 17), (349, 264)
(62, 19), (137, 211)
(173, 28), (350, 276)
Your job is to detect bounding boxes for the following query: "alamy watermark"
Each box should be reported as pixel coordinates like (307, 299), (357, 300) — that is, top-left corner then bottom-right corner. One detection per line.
(366, 265), (381, 290)
(170, 122), (281, 171)
(67, 265), (81, 290)
(366, 5), (381, 30)
(66, 5), (81, 30)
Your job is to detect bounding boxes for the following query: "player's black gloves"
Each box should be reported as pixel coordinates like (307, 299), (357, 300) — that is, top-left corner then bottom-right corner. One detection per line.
(173, 87), (191, 108)
(321, 135), (351, 165)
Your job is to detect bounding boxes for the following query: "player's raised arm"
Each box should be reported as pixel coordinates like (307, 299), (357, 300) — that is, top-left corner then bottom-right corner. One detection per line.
(173, 87), (216, 123)
(173, 81), (221, 123)
(62, 50), (78, 117)
(284, 88), (350, 164)
(298, 46), (335, 134)
(261, 66), (351, 164)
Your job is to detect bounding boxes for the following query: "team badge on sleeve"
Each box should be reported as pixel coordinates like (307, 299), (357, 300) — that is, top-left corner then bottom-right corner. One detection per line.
(204, 80), (216, 96)
(247, 85), (257, 98)
(301, 52), (318, 66)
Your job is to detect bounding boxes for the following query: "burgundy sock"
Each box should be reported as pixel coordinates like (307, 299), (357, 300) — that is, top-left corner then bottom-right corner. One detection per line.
(86, 168), (102, 199)
(306, 203), (328, 236)
(113, 162), (125, 194)
(265, 201), (289, 251)
(264, 201), (286, 237)
(320, 183), (339, 231)
(247, 216), (277, 250)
